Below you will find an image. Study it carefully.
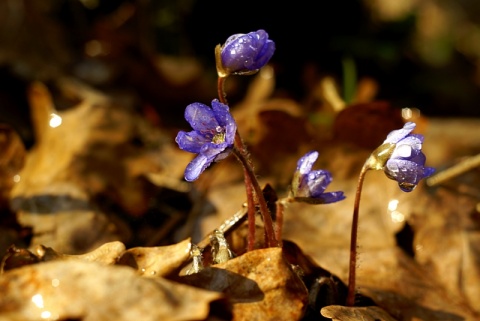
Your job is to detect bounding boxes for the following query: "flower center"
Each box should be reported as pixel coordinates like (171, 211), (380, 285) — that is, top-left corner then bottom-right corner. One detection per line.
(212, 132), (225, 144)
(212, 126), (226, 144)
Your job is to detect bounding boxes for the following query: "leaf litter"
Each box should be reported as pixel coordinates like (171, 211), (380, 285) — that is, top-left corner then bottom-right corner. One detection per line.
(1, 60), (480, 321)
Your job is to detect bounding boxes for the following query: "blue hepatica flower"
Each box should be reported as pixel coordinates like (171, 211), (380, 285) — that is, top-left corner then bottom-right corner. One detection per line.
(291, 151), (345, 204)
(175, 100), (236, 182)
(220, 29), (275, 75)
(382, 122), (435, 192)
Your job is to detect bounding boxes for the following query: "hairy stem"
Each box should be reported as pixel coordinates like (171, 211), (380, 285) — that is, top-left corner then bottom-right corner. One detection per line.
(217, 76), (227, 104)
(233, 145), (277, 248)
(346, 164), (370, 306)
(244, 172), (257, 251)
(218, 74), (277, 249)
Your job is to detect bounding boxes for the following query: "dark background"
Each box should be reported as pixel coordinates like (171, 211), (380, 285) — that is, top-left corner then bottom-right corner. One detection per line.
(1, 0), (480, 147)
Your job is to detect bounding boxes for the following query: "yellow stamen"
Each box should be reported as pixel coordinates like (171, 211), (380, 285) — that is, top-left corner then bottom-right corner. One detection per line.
(212, 133), (225, 144)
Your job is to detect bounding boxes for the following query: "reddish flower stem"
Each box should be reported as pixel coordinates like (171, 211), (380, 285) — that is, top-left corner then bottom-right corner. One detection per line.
(232, 146), (277, 248)
(217, 77), (227, 105)
(346, 164), (370, 306)
(218, 75), (277, 249)
(244, 172), (257, 251)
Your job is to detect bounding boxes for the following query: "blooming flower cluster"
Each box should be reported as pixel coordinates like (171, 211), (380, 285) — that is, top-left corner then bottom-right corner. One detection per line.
(291, 151), (345, 204)
(173, 28), (439, 308)
(175, 100), (236, 182)
(382, 122), (435, 191)
(177, 30), (276, 181)
(218, 29), (276, 76)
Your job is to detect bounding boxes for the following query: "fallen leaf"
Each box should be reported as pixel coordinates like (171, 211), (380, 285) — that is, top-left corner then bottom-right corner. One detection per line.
(10, 80), (172, 253)
(411, 186), (480, 314)
(0, 245), (39, 272)
(332, 101), (404, 149)
(355, 247), (478, 321)
(321, 305), (398, 321)
(179, 247), (308, 321)
(117, 238), (191, 277)
(36, 241), (126, 265)
(0, 260), (225, 321)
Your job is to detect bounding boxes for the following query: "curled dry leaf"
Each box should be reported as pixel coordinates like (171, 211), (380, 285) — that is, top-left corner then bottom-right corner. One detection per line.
(461, 230), (480, 314)
(1, 245), (40, 272)
(36, 241), (126, 265)
(356, 248), (477, 321)
(0, 260), (225, 321)
(13, 207), (124, 255)
(10, 79), (171, 253)
(321, 305), (398, 321)
(410, 118), (480, 314)
(411, 182), (480, 314)
(179, 247), (308, 321)
(117, 238), (191, 277)
(281, 240), (347, 312)
(1, 241), (125, 272)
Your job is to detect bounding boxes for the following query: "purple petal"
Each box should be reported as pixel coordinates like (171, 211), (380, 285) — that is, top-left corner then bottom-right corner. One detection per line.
(385, 159), (433, 186)
(408, 151), (426, 165)
(380, 121), (434, 191)
(307, 170), (333, 197)
(390, 138), (425, 162)
(224, 123), (237, 145)
(223, 33), (244, 47)
(199, 141), (228, 156)
(384, 122), (416, 144)
(211, 100), (231, 126)
(213, 148), (232, 162)
(297, 151), (319, 175)
(252, 40), (275, 70)
(184, 102), (219, 134)
(221, 30), (275, 73)
(184, 154), (216, 182)
(183, 142), (232, 181)
(253, 29), (268, 43)
(175, 131), (210, 153)
(407, 133), (424, 143)
(316, 191), (346, 204)
(221, 34), (253, 72)
(397, 134), (423, 148)
(249, 30), (275, 69)
(390, 143), (416, 160)
(424, 166), (436, 178)
(211, 100), (237, 144)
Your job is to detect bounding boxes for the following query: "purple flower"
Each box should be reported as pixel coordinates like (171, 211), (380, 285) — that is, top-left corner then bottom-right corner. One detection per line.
(175, 100), (236, 181)
(291, 151), (345, 204)
(220, 29), (275, 75)
(382, 122), (435, 192)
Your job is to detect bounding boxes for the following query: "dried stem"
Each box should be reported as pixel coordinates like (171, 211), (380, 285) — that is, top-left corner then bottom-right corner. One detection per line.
(346, 163), (370, 306)
(275, 201), (285, 246)
(426, 153), (480, 186)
